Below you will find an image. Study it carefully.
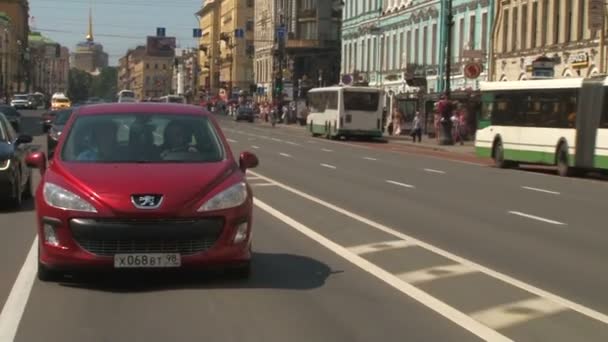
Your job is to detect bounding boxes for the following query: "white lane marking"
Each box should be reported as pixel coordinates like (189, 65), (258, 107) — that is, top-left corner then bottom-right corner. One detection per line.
(286, 141), (300, 146)
(321, 148), (334, 152)
(508, 211), (566, 226)
(271, 138), (282, 142)
(0, 238), (38, 342)
(227, 138), (238, 143)
(424, 168), (446, 174)
(397, 264), (477, 285)
(246, 175), (262, 180)
(363, 157), (378, 161)
(386, 180), (415, 189)
(248, 170), (608, 326)
(521, 186), (560, 195)
(320, 163), (336, 169)
(250, 183), (277, 187)
(470, 297), (567, 330)
(254, 198), (512, 341)
(279, 153), (292, 158)
(348, 240), (416, 255)
(251, 145), (260, 149)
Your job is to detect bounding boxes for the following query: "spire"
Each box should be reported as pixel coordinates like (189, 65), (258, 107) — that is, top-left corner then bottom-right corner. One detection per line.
(86, 7), (93, 42)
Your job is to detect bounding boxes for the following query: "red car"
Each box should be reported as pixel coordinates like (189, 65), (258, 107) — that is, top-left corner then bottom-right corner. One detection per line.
(26, 103), (259, 281)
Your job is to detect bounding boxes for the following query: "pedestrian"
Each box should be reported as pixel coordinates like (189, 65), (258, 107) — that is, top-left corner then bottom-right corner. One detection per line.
(411, 111), (422, 143)
(392, 106), (403, 136)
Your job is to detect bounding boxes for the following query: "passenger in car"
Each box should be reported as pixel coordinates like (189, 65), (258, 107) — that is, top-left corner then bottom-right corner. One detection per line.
(77, 122), (119, 161)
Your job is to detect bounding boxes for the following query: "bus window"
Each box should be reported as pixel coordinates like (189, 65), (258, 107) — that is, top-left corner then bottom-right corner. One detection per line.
(326, 92), (338, 110)
(344, 91), (379, 111)
(601, 89), (608, 128)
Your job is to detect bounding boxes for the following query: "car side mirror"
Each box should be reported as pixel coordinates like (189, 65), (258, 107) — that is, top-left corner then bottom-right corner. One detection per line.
(15, 134), (33, 146)
(26, 151), (47, 174)
(239, 151), (259, 172)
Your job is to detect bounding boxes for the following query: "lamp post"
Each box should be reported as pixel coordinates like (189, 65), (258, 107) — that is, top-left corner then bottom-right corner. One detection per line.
(439, 0), (455, 145)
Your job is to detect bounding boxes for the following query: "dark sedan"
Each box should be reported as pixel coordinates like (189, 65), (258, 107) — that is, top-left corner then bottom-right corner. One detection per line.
(0, 113), (33, 208)
(46, 108), (73, 158)
(0, 105), (22, 132)
(235, 107), (255, 122)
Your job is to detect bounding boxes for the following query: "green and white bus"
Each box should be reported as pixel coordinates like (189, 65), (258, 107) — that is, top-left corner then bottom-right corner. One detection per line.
(475, 77), (608, 176)
(307, 86), (384, 139)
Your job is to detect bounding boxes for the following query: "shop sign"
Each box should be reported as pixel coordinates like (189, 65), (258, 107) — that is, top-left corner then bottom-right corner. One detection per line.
(570, 52), (589, 69)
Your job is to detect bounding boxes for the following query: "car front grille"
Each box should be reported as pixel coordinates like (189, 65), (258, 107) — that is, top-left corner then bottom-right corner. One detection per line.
(75, 238), (217, 257)
(69, 218), (224, 257)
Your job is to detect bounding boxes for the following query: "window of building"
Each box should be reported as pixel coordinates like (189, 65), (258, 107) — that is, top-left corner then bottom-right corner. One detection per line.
(399, 32), (404, 68)
(163, 64), (167, 70)
(155, 64), (158, 69)
(459, 18), (465, 60)
(521, 5), (527, 49)
(246, 0), (253, 7)
(146, 76), (150, 85)
(367, 37), (372, 71)
(553, 0), (560, 44)
(246, 19), (254, 31)
(414, 28), (419, 64)
(565, 0), (572, 42)
(531, 2), (538, 48)
(146, 63), (150, 69)
(511, 7), (518, 51)
(392, 33), (398, 69)
(541, 0), (548, 45)
(578, 0), (585, 40)
(354, 41), (358, 70)
(423, 26), (428, 65)
(502, 9), (509, 52)
(368, 0), (373, 12)
(406, 30), (411, 66)
(469, 15), (476, 51)
(362, 40), (366, 71)
(432, 23), (437, 64)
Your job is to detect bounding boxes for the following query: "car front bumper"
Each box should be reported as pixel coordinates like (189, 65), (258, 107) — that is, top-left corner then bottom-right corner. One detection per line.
(38, 214), (253, 272)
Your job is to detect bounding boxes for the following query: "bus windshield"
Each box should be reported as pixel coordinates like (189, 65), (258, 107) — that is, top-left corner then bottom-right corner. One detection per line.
(344, 91), (380, 111)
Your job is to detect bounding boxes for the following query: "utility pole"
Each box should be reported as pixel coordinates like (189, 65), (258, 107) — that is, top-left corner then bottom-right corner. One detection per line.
(439, 0), (455, 146)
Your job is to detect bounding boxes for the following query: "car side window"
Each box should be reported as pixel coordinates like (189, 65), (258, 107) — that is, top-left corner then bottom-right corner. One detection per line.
(0, 117), (7, 142)
(4, 118), (16, 142)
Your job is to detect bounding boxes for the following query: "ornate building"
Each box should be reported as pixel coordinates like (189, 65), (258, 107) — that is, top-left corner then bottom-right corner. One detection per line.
(28, 32), (69, 95)
(71, 9), (108, 74)
(491, 0), (599, 81)
(0, 0), (29, 93)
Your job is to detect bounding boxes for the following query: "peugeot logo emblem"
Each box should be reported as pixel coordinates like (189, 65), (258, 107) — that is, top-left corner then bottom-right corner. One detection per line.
(131, 194), (163, 209)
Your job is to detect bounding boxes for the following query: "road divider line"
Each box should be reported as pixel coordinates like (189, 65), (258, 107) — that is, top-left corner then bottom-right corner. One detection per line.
(521, 186), (560, 195)
(321, 148), (334, 152)
(227, 138), (238, 143)
(271, 138), (281, 142)
(470, 297), (567, 330)
(279, 153), (292, 158)
(254, 198), (512, 342)
(508, 211), (566, 225)
(286, 141), (300, 146)
(347, 240), (416, 255)
(424, 168), (446, 174)
(248, 170), (608, 326)
(0, 238), (38, 342)
(320, 163), (336, 169)
(363, 157), (378, 161)
(397, 264), (477, 285)
(386, 180), (415, 189)
(250, 183), (277, 187)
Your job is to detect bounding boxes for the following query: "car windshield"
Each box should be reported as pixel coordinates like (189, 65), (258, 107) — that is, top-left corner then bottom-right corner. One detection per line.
(55, 98), (70, 103)
(14, 95), (28, 100)
(54, 109), (73, 125)
(0, 106), (18, 118)
(61, 113), (225, 163)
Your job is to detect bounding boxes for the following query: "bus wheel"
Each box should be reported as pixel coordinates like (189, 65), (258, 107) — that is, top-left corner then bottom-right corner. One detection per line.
(493, 140), (508, 168)
(557, 143), (572, 177)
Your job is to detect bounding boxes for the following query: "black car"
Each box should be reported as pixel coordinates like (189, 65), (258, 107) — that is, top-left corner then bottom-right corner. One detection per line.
(0, 105), (22, 132)
(46, 108), (73, 158)
(235, 107), (255, 122)
(0, 113), (33, 208)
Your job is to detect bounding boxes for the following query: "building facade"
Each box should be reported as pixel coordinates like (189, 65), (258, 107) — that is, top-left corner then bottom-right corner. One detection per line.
(117, 44), (174, 100)
(0, 0), (29, 93)
(254, 0), (342, 101)
(28, 32), (69, 95)
(491, 0), (599, 81)
(197, 0), (254, 99)
(71, 9), (108, 74)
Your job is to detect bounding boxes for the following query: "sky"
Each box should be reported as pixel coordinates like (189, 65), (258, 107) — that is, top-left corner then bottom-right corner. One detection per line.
(29, 0), (204, 65)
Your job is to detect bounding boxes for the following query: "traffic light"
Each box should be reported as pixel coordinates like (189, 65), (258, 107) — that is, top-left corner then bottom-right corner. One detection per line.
(274, 77), (283, 96)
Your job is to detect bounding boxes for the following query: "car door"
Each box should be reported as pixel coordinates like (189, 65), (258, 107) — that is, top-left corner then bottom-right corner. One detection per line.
(0, 115), (26, 189)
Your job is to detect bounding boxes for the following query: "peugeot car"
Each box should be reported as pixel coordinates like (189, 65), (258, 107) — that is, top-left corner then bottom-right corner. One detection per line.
(0, 113), (33, 208)
(27, 103), (259, 281)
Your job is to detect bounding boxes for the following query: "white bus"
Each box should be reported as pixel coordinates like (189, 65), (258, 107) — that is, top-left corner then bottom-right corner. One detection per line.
(475, 77), (608, 176)
(117, 90), (136, 103)
(159, 95), (186, 104)
(306, 86), (383, 139)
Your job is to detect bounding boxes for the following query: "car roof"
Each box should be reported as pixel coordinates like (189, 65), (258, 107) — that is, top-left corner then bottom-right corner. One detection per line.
(75, 103), (208, 116)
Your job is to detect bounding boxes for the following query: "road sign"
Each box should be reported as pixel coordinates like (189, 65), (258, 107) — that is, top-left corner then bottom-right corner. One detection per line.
(193, 28), (202, 38)
(157, 27), (166, 37)
(464, 62), (482, 79)
(589, 0), (604, 30)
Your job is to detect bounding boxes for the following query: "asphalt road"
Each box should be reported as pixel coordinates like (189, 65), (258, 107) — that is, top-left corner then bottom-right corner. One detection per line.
(1, 110), (607, 341)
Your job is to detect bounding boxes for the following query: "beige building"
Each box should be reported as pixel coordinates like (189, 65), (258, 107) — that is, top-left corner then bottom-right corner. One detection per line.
(72, 9), (108, 74)
(197, 0), (255, 98)
(491, 0), (602, 81)
(117, 45), (174, 100)
(0, 0), (29, 94)
(253, 0), (274, 98)
(28, 32), (69, 95)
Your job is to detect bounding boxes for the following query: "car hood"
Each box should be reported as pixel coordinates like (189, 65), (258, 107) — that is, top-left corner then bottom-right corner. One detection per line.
(50, 160), (237, 215)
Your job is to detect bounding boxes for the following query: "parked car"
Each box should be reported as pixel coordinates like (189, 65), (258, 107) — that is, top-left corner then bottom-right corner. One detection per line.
(10, 94), (32, 109)
(0, 105), (22, 132)
(27, 103), (259, 281)
(0, 113), (33, 208)
(235, 107), (255, 122)
(46, 108), (73, 158)
(41, 110), (58, 132)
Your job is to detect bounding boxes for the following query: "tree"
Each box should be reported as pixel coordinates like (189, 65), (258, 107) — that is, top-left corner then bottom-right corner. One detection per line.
(90, 67), (118, 101)
(67, 68), (92, 103)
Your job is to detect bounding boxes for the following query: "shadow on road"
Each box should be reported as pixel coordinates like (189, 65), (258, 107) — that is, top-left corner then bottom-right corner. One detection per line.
(19, 116), (44, 137)
(0, 198), (35, 213)
(59, 252), (342, 293)
(515, 166), (608, 181)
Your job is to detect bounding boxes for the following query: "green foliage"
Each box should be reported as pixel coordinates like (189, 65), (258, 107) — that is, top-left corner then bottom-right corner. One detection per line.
(67, 68), (92, 103)
(67, 67), (118, 102)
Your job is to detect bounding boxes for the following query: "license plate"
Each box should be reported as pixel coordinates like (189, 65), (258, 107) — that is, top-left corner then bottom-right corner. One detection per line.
(114, 253), (181, 268)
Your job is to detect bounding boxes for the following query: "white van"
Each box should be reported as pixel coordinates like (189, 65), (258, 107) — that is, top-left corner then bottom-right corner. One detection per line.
(306, 86), (384, 139)
(117, 90), (136, 103)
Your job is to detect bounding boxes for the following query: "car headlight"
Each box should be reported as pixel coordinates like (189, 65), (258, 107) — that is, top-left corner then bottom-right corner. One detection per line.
(43, 182), (97, 212)
(0, 159), (9, 171)
(198, 182), (248, 212)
